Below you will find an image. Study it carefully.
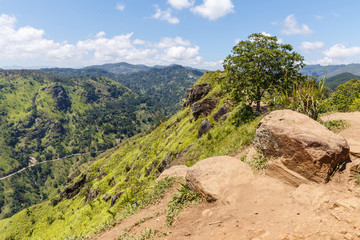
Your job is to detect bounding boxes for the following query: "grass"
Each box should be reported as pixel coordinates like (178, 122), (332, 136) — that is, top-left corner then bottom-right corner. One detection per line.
(320, 119), (349, 133)
(166, 183), (202, 227)
(246, 150), (269, 171)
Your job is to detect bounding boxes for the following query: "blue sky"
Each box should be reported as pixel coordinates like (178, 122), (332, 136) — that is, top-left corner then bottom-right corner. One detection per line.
(0, 0), (359, 70)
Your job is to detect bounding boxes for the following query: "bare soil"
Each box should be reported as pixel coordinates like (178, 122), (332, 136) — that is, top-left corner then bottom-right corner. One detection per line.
(92, 112), (360, 240)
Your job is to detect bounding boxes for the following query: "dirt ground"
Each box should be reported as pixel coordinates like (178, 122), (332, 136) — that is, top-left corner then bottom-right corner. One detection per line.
(92, 112), (360, 240)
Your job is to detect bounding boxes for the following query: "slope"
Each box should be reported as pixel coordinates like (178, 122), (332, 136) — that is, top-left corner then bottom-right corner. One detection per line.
(0, 70), (261, 239)
(301, 63), (360, 78)
(325, 72), (360, 90)
(0, 70), (157, 219)
(43, 64), (204, 115)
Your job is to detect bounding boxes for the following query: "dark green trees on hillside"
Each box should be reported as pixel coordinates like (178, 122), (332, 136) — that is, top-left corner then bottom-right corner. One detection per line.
(330, 78), (360, 111)
(223, 33), (304, 111)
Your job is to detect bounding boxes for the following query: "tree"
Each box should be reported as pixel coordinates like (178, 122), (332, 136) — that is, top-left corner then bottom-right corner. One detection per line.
(330, 78), (360, 111)
(223, 33), (304, 111)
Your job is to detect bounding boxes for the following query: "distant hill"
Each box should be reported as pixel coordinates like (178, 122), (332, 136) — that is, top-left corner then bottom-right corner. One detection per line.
(43, 64), (204, 115)
(301, 64), (360, 78)
(83, 62), (150, 75)
(325, 72), (360, 90)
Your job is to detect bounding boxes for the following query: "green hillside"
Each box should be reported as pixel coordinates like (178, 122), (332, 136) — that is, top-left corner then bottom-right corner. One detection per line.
(43, 64), (204, 115)
(0, 70), (261, 239)
(301, 64), (360, 78)
(0, 70), (158, 219)
(325, 72), (360, 90)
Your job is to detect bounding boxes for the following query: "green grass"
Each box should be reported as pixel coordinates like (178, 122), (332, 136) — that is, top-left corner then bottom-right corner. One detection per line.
(166, 183), (202, 226)
(320, 119), (349, 133)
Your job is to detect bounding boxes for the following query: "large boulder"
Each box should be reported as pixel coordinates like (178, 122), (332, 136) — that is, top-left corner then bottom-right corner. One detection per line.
(183, 83), (211, 107)
(192, 98), (217, 120)
(197, 118), (211, 138)
(186, 156), (253, 202)
(213, 104), (228, 122)
(156, 165), (189, 182)
(253, 110), (350, 184)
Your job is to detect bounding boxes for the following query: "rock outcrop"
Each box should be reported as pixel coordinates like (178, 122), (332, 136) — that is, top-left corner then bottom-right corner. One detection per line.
(186, 156), (253, 202)
(253, 110), (350, 185)
(183, 83), (211, 107)
(197, 118), (211, 138)
(49, 85), (71, 112)
(192, 98), (217, 120)
(60, 173), (87, 200)
(213, 104), (228, 122)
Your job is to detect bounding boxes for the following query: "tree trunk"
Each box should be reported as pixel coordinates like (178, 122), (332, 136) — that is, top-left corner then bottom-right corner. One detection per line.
(256, 100), (260, 112)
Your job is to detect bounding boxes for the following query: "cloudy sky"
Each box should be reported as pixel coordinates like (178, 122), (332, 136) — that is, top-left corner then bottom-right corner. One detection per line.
(0, 0), (359, 69)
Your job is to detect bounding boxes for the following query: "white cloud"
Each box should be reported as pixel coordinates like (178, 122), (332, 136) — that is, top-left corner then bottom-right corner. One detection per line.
(96, 31), (106, 38)
(156, 37), (191, 48)
(133, 39), (146, 45)
(323, 44), (360, 58)
(299, 41), (324, 51)
(116, 3), (125, 11)
(152, 5), (179, 24)
(315, 15), (324, 20)
(0, 15), (215, 68)
(168, 0), (192, 9)
(191, 0), (234, 20)
(281, 14), (313, 35)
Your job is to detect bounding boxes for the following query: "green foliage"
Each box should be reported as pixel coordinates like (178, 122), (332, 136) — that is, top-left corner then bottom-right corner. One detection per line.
(166, 183), (201, 226)
(223, 33), (304, 111)
(232, 103), (255, 127)
(325, 72), (360, 90)
(246, 150), (268, 171)
(320, 120), (349, 133)
(329, 78), (360, 112)
(271, 76), (327, 120)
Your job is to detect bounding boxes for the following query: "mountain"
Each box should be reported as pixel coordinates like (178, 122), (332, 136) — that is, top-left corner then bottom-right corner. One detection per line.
(83, 62), (151, 75)
(0, 70), (260, 239)
(0, 70), (158, 219)
(325, 72), (360, 90)
(43, 64), (204, 115)
(301, 64), (360, 78)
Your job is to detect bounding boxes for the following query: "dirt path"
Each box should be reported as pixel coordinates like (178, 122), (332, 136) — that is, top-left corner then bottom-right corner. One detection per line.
(322, 112), (360, 155)
(91, 112), (360, 240)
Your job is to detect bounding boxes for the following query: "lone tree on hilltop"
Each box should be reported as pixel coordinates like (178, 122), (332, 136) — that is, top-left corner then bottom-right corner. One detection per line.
(223, 33), (304, 111)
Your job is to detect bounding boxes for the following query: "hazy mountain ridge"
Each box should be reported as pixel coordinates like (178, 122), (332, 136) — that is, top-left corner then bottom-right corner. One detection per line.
(301, 64), (360, 78)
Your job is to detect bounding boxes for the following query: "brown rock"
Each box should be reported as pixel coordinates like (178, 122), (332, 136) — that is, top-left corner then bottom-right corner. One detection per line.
(213, 104), (228, 122)
(156, 165), (189, 182)
(186, 156), (253, 202)
(192, 98), (217, 120)
(197, 118), (211, 138)
(254, 110), (350, 184)
(183, 83), (211, 107)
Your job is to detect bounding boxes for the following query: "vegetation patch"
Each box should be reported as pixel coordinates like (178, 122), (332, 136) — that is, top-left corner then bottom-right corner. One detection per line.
(246, 150), (269, 171)
(321, 119), (349, 133)
(166, 183), (202, 226)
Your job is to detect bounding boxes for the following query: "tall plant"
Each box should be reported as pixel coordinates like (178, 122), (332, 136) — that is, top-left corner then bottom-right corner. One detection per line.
(273, 76), (327, 120)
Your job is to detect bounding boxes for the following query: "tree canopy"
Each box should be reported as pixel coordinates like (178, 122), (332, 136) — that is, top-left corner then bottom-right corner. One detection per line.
(223, 33), (304, 111)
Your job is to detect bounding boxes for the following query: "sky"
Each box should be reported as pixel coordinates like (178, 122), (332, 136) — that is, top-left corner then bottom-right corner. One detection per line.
(0, 0), (359, 70)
